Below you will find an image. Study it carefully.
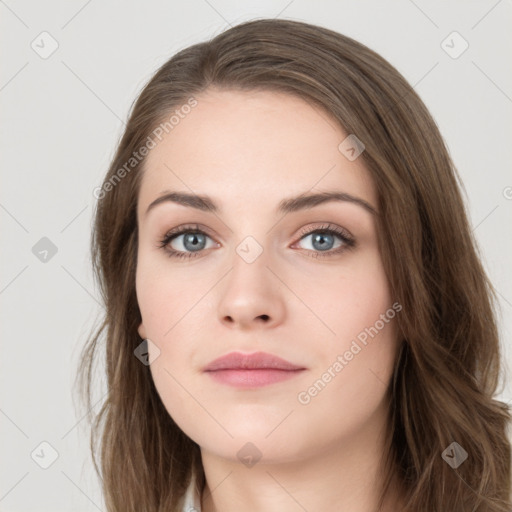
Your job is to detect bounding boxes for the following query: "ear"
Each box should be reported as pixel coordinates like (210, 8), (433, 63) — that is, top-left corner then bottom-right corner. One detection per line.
(138, 322), (147, 340)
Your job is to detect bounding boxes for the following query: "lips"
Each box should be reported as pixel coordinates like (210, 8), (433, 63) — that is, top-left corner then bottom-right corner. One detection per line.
(203, 351), (306, 388)
(203, 351), (305, 372)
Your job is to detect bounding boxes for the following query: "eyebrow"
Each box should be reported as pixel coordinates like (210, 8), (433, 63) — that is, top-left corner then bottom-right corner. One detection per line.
(145, 190), (377, 217)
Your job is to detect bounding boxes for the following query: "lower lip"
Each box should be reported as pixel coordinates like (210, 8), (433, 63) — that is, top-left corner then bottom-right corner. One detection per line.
(205, 369), (305, 388)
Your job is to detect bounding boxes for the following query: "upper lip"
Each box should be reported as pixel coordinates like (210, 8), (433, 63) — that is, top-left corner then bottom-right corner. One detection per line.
(203, 351), (305, 371)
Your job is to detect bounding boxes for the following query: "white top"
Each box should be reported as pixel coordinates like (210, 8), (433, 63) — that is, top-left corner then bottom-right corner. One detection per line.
(179, 470), (202, 512)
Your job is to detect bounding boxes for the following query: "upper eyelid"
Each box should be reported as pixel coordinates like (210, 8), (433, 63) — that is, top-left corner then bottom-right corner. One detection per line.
(163, 223), (216, 241)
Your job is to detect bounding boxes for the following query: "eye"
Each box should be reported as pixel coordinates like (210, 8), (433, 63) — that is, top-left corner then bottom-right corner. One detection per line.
(292, 223), (355, 258)
(157, 224), (217, 260)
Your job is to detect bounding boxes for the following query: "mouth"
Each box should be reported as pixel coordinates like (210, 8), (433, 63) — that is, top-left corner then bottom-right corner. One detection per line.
(203, 351), (306, 388)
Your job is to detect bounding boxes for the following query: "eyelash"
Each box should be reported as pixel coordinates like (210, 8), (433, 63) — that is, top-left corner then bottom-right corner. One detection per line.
(157, 223), (355, 260)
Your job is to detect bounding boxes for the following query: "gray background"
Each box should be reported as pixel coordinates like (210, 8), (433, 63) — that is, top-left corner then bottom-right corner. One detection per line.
(1, 1), (511, 510)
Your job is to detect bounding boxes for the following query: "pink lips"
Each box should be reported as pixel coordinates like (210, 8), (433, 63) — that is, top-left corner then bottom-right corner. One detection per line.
(203, 351), (306, 388)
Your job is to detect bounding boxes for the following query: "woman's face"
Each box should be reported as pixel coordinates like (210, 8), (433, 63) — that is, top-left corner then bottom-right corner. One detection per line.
(135, 88), (401, 464)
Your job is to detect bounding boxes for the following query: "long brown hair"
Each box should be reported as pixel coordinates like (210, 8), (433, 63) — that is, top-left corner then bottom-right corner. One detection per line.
(77, 18), (512, 511)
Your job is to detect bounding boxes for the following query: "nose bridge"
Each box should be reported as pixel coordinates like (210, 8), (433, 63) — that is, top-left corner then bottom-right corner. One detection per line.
(227, 232), (273, 293)
(235, 233), (267, 266)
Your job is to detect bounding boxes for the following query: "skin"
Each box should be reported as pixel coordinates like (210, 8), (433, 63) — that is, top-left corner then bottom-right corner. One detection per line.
(136, 88), (404, 512)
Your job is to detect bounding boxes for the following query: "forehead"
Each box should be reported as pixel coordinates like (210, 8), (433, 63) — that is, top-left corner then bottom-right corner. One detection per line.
(137, 88), (376, 217)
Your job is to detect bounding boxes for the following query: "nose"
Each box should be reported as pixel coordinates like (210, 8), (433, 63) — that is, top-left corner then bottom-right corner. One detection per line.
(217, 246), (286, 331)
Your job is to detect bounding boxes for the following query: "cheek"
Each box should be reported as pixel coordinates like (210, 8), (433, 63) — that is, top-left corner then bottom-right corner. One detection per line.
(135, 253), (209, 428)
(293, 247), (393, 345)
(135, 250), (211, 339)
(295, 299), (399, 449)
(294, 248), (398, 406)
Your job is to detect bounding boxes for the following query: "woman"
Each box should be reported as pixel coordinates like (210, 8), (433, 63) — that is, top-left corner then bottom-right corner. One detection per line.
(78, 18), (511, 512)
